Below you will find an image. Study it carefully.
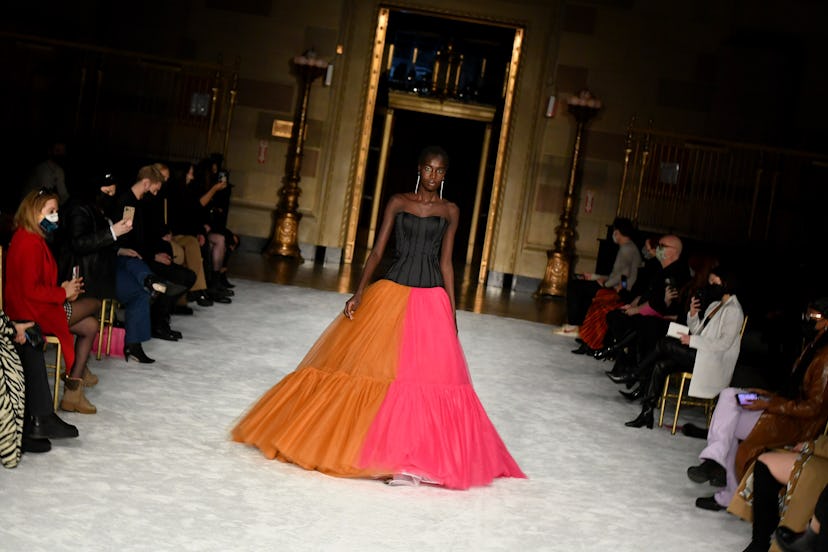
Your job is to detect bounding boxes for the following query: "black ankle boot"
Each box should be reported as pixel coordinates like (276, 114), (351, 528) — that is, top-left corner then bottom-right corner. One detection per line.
(22, 436), (51, 453)
(571, 342), (592, 355)
(29, 413), (79, 439)
(220, 272), (235, 289)
(607, 371), (638, 385)
(625, 405), (654, 429)
(124, 343), (156, 363)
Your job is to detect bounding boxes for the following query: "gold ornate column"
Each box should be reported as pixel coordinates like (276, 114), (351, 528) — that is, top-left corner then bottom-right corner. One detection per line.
(536, 90), (602, 297)
(265, 51), (328, 259)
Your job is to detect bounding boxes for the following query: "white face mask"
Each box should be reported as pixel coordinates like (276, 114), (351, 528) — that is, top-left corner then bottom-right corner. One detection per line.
(45, 213), (59, 223)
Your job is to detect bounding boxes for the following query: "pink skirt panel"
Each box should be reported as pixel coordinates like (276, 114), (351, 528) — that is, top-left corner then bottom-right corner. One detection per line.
(359, 286), (526, 489)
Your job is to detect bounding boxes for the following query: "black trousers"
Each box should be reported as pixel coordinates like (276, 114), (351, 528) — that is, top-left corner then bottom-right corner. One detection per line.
(147, 260), (196, 329)
(15, 342), (53, 427)
(636, 337), (697, 399)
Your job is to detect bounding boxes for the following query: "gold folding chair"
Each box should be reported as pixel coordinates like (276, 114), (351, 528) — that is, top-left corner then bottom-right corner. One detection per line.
(44, 335), (63, 411)
(658, 316), (749, 435)
(96, 298), (119, 359)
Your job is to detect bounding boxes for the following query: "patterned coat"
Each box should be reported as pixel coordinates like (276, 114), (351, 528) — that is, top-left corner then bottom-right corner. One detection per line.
(0, 312), (25, 468)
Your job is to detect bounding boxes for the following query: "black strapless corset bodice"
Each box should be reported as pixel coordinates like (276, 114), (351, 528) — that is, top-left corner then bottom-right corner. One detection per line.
(383, 212), (448, 288)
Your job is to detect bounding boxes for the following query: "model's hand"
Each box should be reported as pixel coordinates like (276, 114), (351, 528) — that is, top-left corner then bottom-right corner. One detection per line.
(344, 295), (360, 320)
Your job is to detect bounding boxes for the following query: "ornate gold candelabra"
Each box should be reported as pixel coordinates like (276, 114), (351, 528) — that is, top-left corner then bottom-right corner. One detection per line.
(266, 51), (328, 259)
(537, 90), (602, 297)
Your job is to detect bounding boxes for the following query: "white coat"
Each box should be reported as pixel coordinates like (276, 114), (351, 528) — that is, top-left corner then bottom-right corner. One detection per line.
(686, 295), (745, 399)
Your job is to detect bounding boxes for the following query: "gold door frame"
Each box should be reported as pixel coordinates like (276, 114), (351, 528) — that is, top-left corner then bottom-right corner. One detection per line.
(343, 6), (523, 285)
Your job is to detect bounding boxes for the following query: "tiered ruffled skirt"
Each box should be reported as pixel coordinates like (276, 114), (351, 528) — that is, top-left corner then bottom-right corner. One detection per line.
(232, 279), (525, 489)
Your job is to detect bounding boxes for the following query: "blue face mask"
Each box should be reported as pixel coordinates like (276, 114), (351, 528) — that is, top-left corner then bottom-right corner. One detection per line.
(39, 213), (59, 234)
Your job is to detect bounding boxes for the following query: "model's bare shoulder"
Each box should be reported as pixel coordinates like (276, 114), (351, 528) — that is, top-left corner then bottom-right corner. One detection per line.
(444, 200), (460, 221)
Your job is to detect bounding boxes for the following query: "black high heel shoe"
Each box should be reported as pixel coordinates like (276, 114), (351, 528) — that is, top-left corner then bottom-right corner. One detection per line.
(607, 371), (638, 386)
(619, 385), (644, 401)
(592, 346), (616, 361)
(124, 343), (155, 364)
(571, 342), (592, 355)
(625, 405), (654, 428)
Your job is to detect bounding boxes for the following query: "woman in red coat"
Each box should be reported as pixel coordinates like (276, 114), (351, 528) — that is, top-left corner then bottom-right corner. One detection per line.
(5, 189), (100, 414)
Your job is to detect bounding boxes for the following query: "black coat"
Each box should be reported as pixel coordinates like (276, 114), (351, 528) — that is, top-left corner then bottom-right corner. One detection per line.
(57, 198), (117, 300)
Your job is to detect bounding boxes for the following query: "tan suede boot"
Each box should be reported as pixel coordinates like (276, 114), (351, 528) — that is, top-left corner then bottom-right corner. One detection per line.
(82, 365), (99, 387)
(60, 377), (97, 414)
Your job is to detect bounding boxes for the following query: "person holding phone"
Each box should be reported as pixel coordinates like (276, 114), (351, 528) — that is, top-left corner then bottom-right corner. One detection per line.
(58, 173), (163, 364)
(5, 188), (99, 420)
(622, 264), (744, 429)
(688, 297), (828, 513)
(114, 165), (195, 342)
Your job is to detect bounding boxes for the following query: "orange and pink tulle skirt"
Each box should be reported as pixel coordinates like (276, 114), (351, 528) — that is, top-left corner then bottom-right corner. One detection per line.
(231, 279), (525, 489)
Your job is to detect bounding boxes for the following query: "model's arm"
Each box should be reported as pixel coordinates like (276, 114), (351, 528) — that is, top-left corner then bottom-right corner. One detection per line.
(440, 203), (460, 319)
(344, 195), (402, 319)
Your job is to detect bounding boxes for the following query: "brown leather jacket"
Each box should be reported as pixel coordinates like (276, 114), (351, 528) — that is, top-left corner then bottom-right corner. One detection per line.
(735, 335), (828, 479)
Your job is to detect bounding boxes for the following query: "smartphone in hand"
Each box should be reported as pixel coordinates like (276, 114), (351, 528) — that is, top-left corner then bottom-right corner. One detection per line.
(123, 205), (135, 223)
(72, 265), (80, 280)
(735, 392), (766, 406)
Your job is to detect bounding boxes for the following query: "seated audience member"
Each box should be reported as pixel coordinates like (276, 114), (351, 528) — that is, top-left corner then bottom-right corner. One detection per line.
(164, 163), (231, 305)
(575, 236), (660, 356)
(621, 264), (744, 428)
(114, 166), (194, 341)
(599, 235), (691, 373)
(687, 297), (828, 512)
(731, 435), (828, 552)
(2, 311), (78, 456)
(5, 188), (99, 414)
(59, 174), (161, 363)
(197, 154), (239, 289)
(563, 217), (640, 336)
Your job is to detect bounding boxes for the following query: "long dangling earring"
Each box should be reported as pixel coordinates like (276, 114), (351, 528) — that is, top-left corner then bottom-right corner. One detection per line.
(440, 180), (444, 199)
(414, 174), (420, 194)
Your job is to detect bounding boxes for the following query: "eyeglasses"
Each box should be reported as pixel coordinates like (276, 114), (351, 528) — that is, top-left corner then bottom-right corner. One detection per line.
(808, 312), (824, 320)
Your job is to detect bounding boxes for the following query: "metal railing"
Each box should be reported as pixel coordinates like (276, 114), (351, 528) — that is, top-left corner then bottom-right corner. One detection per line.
(616, 123), (828, 247)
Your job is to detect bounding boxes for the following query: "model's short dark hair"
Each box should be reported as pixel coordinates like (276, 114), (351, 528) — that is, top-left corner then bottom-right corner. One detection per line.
(418, 145), (449, 168)
(612, 217), (635, 239)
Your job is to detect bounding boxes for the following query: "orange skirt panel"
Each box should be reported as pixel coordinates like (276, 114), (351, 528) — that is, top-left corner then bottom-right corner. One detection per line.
(231, 280), (410, 478)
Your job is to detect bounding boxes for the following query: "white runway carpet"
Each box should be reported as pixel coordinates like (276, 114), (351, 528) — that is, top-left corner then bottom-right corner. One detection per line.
(0, 280), (751, 551)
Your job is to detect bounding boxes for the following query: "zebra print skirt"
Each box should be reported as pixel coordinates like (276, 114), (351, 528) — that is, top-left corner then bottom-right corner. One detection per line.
(0, 312), (25, 468)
